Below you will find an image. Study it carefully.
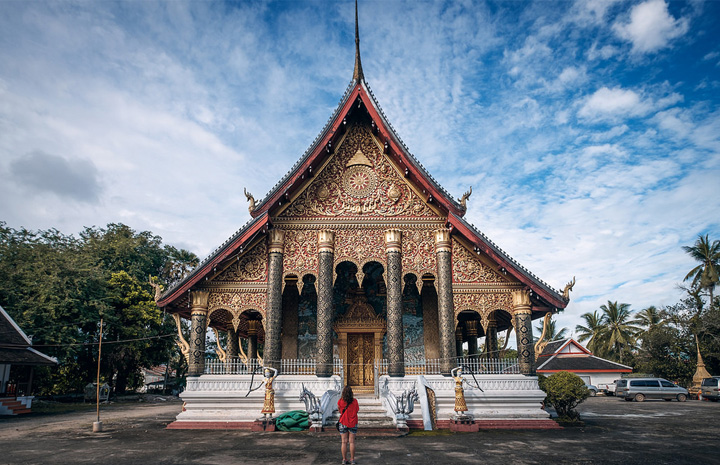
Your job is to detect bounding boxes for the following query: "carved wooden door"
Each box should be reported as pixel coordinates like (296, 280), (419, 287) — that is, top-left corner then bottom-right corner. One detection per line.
(347, 333), (375, 387)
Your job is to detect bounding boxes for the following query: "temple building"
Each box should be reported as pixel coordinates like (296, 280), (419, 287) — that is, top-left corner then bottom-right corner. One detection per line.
(158, 4), (570, 430)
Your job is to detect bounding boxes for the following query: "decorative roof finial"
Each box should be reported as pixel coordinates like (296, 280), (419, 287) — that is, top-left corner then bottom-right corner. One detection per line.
(352, 0), (364, 82)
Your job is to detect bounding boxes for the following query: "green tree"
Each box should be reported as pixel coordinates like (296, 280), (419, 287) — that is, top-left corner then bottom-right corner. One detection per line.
(534, 319), (569, 342)
(539, 371), (590, 421)
(683, 234), (720, 309)
(598, 301), (640, 364)
(0, 222), (198, 395)
(575, 310), (604, 355)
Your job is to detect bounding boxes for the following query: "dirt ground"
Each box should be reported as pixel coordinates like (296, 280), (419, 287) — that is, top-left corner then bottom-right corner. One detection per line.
(1, 395), (717, 464)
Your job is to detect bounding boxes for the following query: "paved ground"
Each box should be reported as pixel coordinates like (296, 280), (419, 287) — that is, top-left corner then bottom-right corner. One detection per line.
(0, 396), (717, 464)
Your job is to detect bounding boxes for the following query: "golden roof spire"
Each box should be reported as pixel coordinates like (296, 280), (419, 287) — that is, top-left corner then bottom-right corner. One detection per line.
(352, 0), (364, 83)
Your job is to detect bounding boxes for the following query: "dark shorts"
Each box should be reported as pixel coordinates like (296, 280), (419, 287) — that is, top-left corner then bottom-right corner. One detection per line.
(338, 423), (358, 434)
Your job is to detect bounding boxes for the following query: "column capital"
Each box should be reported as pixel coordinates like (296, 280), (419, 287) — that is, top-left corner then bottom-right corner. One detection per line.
(455, 324), (463, 341)
(190, 290), (210, 311)
(512, 289), (532, 313)
(268, 228), (285, 254)
(318, 230), (335, 253)
(384, 229), (402, 253)
(434, 228), (451, 253)
(247, 319), (259, 336)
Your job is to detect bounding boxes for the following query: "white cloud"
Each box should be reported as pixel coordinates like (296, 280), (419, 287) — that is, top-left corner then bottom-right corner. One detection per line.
(578, 87), (646, 119)
(613, 0), (689, 54)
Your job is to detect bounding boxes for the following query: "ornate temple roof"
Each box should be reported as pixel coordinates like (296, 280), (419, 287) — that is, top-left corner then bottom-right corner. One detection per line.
(158, 3), (568, 313)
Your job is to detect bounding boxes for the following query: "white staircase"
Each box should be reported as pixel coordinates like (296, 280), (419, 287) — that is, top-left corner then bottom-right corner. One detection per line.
(355, 395), (394, 428)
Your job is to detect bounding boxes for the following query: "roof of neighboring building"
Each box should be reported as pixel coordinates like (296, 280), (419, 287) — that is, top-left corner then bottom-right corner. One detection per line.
(536, 338), (632, 373)
(0, 305), (57, 366)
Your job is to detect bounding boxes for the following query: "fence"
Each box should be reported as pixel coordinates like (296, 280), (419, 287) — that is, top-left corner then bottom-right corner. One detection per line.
(204, 357), (518, 375)
(203, 358), (343, 376)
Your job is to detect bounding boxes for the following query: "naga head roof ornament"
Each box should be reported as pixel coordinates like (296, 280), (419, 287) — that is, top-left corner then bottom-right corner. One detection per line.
(352, 0), (364, 83)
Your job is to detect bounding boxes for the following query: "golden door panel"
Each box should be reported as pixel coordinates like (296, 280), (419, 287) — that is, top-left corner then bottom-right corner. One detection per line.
(347, 333), (375, 387)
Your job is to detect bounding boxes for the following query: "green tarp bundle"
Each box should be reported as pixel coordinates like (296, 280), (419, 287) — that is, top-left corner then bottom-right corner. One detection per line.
(274, 410), (310, 431)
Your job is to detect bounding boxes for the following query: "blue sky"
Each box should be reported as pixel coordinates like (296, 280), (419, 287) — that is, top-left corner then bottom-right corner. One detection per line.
(1, 0), (719, 337)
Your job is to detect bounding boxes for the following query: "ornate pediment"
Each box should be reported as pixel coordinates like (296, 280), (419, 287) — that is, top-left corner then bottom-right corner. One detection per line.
(278, 124), (441, 220)
(452, 238), (508, 284)
(213, 240), (268, 283)
(334, 292), (386, 332)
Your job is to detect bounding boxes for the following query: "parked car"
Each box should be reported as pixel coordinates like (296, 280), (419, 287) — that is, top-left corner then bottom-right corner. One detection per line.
(700, 376), (720, 401)
(615, 378), (688, 402)
(585, 383), (598, 397)
(597, 381), (616, 396)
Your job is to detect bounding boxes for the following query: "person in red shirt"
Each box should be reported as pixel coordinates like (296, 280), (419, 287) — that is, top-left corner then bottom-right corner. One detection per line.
(338, 385), (359, 465)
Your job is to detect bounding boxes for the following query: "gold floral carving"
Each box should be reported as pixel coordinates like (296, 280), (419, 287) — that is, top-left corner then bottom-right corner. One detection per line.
(279, 124), (439, 219)
(283, 230), (318, 276)
(214, 241), (267, 282)
(334, 228), (385, 267)
(452, 239), (506, 284)
(453, 292), (513, 318)
(208, 291), (267, 319)
(402, 229), (436, 276)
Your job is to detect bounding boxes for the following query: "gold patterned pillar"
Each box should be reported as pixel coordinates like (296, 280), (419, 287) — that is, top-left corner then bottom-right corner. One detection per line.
(265, 229), (285, 371)
(435, 228), (456, 375)
(316, 230), (335, 377)
(485, 314), (498, 358)
(512, 289), (535, 374)
(188, 290), (209, 376)
(466, 320), (479, 356)
(385, 229), (404, 377)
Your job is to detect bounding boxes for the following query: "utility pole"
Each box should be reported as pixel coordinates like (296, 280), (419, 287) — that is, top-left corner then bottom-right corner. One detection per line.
(93, 318), (103, 433)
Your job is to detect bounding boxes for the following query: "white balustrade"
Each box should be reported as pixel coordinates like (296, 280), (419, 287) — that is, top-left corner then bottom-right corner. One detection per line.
(204, 357), (517, 375)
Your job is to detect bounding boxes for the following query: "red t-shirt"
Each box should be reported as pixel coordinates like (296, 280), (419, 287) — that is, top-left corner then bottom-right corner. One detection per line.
(338, 398), (359, 428)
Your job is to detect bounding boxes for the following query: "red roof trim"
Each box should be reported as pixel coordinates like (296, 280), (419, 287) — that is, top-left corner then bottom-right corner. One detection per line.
(157, 212), (270, 307)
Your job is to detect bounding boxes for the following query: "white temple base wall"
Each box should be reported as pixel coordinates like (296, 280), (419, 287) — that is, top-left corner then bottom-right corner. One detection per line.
(175, 375), (342, 424)
(172, 373), (549, 427)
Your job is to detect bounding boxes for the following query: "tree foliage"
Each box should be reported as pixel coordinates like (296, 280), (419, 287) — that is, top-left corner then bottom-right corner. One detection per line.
(539, 371), (590, 421)
(0, 222), (198, 395)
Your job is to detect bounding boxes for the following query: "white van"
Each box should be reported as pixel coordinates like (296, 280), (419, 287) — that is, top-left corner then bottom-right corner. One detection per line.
(700, 376), (720, 401)
(615, 378), (688, 402)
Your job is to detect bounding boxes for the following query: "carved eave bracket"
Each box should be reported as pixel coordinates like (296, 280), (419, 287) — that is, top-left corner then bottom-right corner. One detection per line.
(562, 276), (576, 302)
(459, 186), (472, 216)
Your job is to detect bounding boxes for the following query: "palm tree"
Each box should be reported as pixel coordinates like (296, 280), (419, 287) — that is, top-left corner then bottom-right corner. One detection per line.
(635, 305), (663, 328)
(534, 319), (568, 342)
(575, 310), (604, 355)
(599, 301), (640, 364)
(683, 234), (720, 309)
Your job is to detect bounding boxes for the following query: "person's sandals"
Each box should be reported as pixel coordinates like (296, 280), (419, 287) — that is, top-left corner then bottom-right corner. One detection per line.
(341, 461), (347, 465)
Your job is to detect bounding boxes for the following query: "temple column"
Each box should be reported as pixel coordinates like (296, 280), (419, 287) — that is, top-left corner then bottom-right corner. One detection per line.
(188, 290), (209, 376)
(265, 229), (285, 371)
(466, 320), (478, 356)
(385, 229), (404, 377)
(435, 228), (456, 375)
(485, 314), (498, 358)
(248, 320), (259, 366)
(227, 326), (239, 359)
(316, 230), (335, 377)
(512, 289), (535, 375)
